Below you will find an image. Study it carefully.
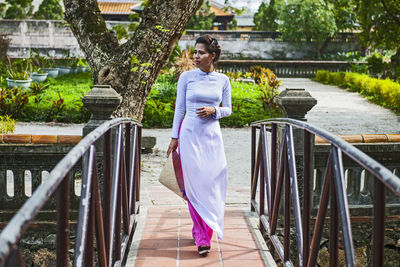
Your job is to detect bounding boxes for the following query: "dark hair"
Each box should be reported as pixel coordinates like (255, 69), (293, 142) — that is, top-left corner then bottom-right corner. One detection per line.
(195, 34), (221, 63)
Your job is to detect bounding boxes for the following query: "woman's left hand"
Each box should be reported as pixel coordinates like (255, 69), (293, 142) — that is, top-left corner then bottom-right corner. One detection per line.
(196, 106), (216, 118)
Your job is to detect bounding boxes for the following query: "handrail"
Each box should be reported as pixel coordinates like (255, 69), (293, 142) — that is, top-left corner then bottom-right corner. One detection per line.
(0, 118), (142, 267)
(250, 118), (400, 267)
(252, 118), (400, 195)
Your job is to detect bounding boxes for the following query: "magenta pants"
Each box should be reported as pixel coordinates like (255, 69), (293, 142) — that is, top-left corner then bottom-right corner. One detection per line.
(188, 200), (213, 247)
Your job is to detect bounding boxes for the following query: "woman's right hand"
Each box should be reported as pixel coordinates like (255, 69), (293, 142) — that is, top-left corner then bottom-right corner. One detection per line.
(167, 139), (178, 158)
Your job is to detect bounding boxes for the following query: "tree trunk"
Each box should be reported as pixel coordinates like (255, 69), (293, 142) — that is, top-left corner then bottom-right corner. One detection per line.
(63, 0), (203, 120)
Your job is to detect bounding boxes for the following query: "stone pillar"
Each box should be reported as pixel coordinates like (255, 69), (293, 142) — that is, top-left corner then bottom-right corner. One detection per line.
(273, 88), (317, 204)
(82, 85), (122, 206)
(82, 84), (122, 138)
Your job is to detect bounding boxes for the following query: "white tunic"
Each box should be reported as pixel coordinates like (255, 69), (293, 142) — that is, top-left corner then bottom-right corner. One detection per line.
(171, 68), (232, 239)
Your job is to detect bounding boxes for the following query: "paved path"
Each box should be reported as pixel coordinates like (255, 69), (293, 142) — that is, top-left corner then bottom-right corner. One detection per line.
(281, 78), (400, 134)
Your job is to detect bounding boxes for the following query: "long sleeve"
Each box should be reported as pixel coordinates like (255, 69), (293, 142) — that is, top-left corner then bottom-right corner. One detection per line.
(171, 72), (187, 139)
(213, 77), (232, 119)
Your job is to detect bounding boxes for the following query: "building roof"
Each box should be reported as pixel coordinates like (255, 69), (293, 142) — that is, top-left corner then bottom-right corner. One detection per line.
(97, 1), (141, 14)
(210, 5), (233, 17)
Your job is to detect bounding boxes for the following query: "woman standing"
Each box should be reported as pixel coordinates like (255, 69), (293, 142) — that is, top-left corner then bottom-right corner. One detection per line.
(167, 35), (232, 255)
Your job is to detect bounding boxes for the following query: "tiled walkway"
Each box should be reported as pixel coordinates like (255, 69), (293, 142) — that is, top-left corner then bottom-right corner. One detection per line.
(125, 180), (275, 267)
(130, 206), (269, 267)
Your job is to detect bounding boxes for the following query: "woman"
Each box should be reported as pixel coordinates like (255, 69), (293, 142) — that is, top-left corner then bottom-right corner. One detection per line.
(167, 35), (232, 255)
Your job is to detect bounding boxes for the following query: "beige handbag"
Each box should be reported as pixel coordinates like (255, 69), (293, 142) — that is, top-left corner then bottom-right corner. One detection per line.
(159, 151), (187, 199)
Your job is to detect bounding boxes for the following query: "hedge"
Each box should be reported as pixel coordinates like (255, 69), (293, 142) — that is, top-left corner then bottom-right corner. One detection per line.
(314, 70), (400, 112)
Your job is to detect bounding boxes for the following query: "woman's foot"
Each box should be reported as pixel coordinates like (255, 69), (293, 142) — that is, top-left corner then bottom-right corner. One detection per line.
(197, 245), (210, 255)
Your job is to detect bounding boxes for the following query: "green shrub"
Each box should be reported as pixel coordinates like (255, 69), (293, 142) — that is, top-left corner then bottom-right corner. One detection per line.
(314, 70), (400, 112)
(0, 114), (15, 134)
(315, 70), (329, 83)
(141, 74), (282, 128)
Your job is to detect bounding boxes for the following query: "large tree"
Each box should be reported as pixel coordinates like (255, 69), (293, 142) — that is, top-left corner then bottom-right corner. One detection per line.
(63, 0), (203, 119)
(34, 0), (64, 20)
(253, 0), (283, 31)
(4, 0), (34, 19)
(278, 0), (356, 58)
(354, 0), (400, 65)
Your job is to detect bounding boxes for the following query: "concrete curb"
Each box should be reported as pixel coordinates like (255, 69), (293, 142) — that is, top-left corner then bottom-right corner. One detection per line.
(245, 210), (277, 267)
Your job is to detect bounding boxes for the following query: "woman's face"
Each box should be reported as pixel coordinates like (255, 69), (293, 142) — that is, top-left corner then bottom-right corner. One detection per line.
(194, 43), (215, 70)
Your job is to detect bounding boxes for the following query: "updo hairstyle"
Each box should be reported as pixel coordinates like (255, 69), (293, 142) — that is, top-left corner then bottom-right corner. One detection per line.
(195, 34), (221, 63)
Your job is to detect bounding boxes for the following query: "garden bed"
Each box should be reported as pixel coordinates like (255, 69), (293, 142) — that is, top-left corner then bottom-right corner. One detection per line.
(1, 70), (282, 128)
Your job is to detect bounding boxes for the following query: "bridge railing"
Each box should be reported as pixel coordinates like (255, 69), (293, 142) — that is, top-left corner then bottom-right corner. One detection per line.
(250, 118), (400, 267)
(0, 118), (142, 267)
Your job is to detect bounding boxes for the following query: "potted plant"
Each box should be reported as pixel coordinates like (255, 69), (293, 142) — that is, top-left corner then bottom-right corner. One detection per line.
(77, 57), (90, 72)
(6, 68), (32, 89)
(30, 67), (48, 82)
(6, 59), (32, 89)
(57, 57), (74, 75)
(39, 56), (58, 78)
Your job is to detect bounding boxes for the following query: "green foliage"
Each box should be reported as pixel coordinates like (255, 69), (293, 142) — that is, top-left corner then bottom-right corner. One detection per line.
(186, 1), (216, 30)
(0, 114), (15, 134)
(0, 72), (92, 123)
(4, 0), (33, 19)
(33, 0), (63, 20)
(112, 24), (128, 41)
(253, 0), (283, 31)
(0, 87), (29, 118)
(366, 53), (388, 77)
(142, 71), (282, 128)
(337, 51), (363, 62)
(250, 66), (281, 112)
(280, 0), (337, 43)
(354, 0), (400, 53)
(279, 0), (356, 58)
(6, 58), (32, 80)
(314, 70), (400, 112)
(112, 13), (140, 41)
(0, 3), (7, 18)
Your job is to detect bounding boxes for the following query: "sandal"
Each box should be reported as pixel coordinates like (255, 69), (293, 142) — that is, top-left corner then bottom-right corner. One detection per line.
(197, 245), (210, 255)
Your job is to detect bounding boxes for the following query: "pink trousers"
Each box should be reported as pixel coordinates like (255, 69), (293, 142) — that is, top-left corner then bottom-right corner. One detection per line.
(188, 200), (213, 247)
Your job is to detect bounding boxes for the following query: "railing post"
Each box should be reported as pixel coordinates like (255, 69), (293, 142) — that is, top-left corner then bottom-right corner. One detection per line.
(373, 179), (385, 267)
(56, 172), (70, 267)
(251, 126), (256, 212)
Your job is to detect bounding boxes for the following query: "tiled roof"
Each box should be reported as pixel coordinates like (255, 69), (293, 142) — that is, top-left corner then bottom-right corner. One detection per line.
(98, 2), (141, 14)
(210, 6), (233, 17)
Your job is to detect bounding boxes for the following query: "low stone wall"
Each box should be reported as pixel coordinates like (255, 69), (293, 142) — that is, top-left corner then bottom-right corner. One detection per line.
(0, 134), (82, 223)
(1, 19), (362, 60)
(314, 134), (400, 216)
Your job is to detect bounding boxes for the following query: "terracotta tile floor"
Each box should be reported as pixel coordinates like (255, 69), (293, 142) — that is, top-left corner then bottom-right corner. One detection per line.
(132, 206), (266, 266)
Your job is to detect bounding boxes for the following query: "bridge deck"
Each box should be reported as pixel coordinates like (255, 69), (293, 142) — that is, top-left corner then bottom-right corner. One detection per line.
(126, 183), (276, 267)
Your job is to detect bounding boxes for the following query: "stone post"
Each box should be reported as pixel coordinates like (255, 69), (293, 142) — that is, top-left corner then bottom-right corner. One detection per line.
(273, 88), (317, 204)
(82, 84), (122, 138)
(82, 85), (122, 204)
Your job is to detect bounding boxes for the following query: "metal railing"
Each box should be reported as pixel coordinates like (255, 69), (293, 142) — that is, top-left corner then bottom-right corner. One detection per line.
(250, 118), (400, 267)
(0, 118), (142, 267)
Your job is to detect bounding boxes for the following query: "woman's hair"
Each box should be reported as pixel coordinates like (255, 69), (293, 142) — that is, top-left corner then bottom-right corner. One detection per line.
(195, 34), (221, 63)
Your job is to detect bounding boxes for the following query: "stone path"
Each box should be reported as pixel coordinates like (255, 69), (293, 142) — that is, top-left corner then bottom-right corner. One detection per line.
(281, 78), (400, 134)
